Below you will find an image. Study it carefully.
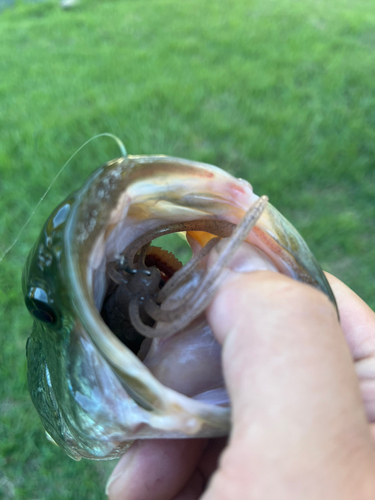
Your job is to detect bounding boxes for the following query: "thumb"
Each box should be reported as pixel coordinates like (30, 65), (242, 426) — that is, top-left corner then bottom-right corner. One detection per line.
(205, 271), (375, 499)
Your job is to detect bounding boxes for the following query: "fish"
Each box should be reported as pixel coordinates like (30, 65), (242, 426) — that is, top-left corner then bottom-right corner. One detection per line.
(22, 155), (336, 460)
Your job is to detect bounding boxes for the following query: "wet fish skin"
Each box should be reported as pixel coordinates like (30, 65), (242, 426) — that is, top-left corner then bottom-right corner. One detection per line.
(23, 198), (82, 458)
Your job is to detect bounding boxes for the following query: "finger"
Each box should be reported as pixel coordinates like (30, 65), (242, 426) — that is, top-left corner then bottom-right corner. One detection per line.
(207, 272), (359, 424)
(324, 272), (375, 361)
(197, 437), (227, 484)
(325, 273), (375, 421)
(205, 271), (375, 499)
(170, 436), (228, 500)
(106, 439), (207, 500)
(170, 470), (204, 500)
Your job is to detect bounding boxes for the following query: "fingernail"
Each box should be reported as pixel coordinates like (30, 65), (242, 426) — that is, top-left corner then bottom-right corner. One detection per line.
(105, 442), (138, 497)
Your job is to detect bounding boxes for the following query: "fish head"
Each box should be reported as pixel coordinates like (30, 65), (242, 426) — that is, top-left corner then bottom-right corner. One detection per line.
(23, 155), (336, 460)
(22, 198), (88, 459)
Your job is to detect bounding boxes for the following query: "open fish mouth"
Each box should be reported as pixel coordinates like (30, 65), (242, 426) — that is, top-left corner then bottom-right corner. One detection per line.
(23, 155), (336, 460)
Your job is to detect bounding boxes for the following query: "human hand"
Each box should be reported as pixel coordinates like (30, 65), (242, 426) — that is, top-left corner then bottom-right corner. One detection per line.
(106, 271), (375, 500)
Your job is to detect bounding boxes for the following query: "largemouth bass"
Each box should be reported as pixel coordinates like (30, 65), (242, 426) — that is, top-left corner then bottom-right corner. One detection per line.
(22, 155), (335, 460)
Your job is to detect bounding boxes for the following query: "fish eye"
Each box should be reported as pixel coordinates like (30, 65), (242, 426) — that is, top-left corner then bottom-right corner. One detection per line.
(25, 286), (57, 324)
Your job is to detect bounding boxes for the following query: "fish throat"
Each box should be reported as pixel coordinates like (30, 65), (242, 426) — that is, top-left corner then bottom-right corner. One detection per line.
(100, 199), (268, 357)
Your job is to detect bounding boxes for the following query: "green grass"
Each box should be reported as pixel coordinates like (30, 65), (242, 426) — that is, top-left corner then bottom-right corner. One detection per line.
(0, 0), (374, 498)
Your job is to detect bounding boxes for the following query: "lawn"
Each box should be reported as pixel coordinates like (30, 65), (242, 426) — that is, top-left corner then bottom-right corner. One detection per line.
(0, 0), (374, 498)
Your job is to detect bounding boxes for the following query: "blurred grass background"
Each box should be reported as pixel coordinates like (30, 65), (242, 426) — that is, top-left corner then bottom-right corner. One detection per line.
(0, 0), (374, 498)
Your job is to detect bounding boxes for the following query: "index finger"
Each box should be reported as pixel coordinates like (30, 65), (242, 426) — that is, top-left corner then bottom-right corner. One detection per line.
(324, 273), (375, 361)
(325, 273), (375, 423)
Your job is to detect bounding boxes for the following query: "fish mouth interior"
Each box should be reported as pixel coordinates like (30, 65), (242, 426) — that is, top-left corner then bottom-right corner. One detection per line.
(96, 227), (231, 407)
(100, 236), (189, 355)
(89, 195), (272, 407)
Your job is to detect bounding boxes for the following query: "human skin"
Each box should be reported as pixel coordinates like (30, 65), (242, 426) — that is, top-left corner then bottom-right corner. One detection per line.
(106, 271), (375, 500)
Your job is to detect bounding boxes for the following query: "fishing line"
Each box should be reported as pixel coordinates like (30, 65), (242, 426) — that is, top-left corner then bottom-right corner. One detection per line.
(0, 133), (127, 263)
